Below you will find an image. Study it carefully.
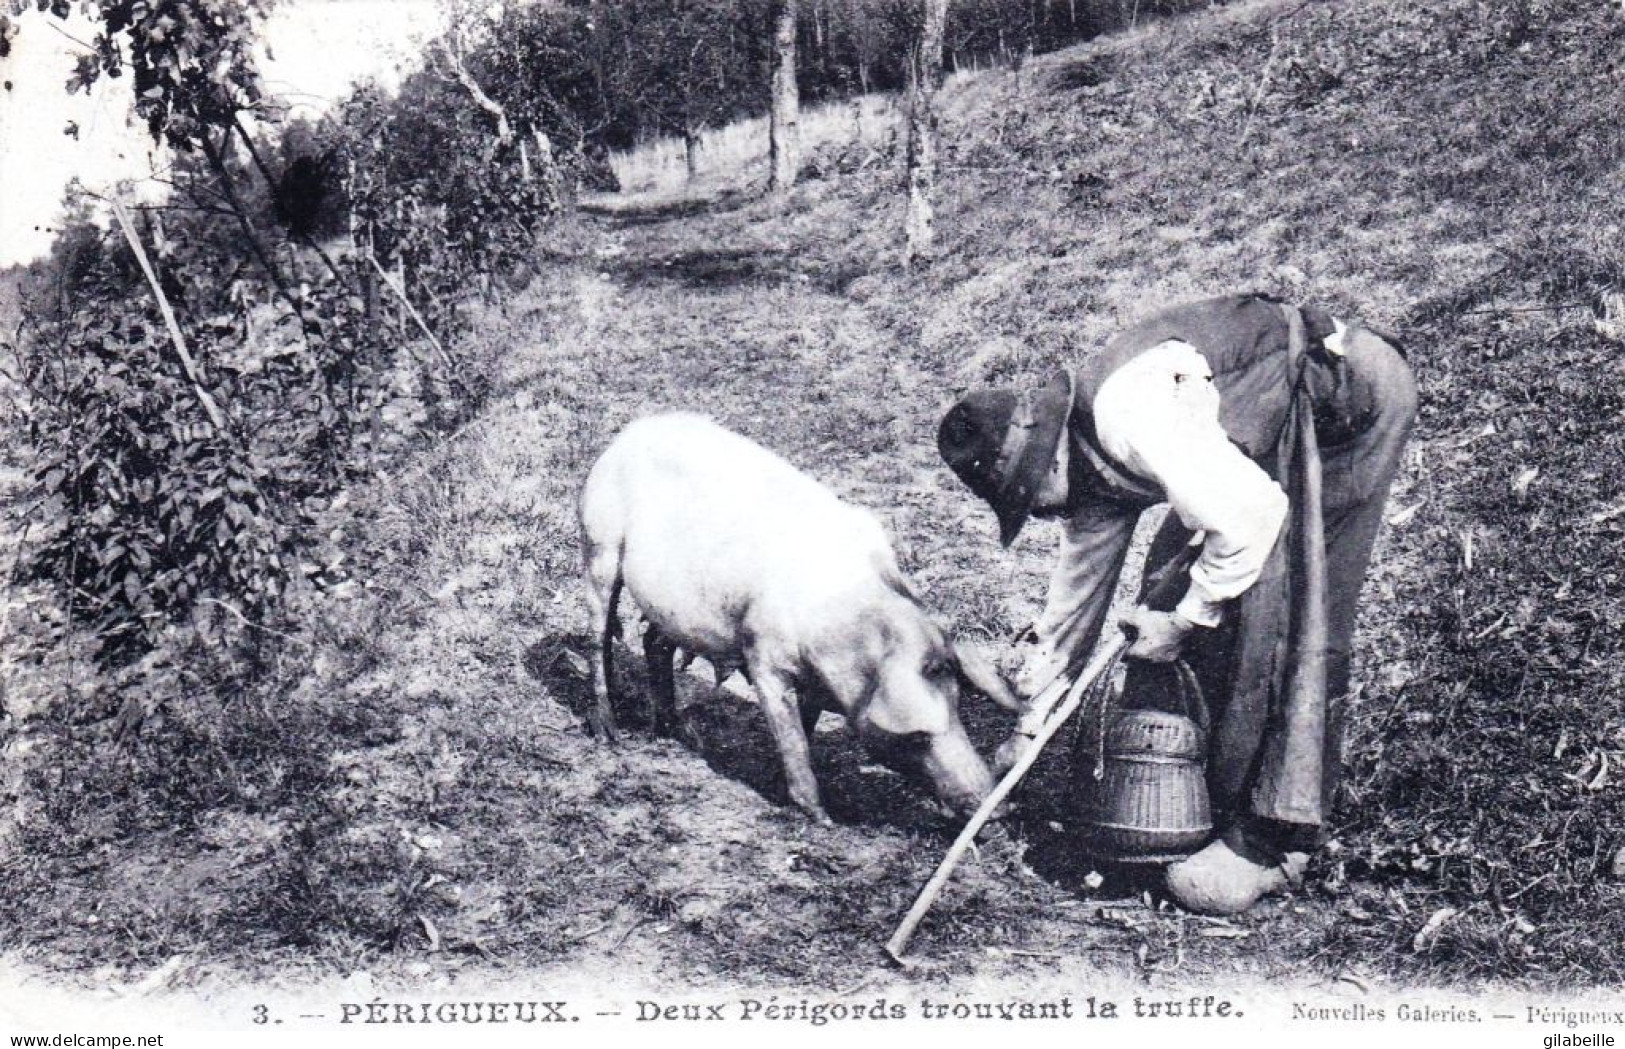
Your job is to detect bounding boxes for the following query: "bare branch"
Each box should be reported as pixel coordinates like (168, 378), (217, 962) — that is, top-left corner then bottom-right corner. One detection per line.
(44, 19), (95, 53)
(435, 22), (513, 142)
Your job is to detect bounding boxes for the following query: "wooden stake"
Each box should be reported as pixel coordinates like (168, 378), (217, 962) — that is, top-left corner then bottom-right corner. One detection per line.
(109, 197), (230, 434)
(365, 250), (458, 374)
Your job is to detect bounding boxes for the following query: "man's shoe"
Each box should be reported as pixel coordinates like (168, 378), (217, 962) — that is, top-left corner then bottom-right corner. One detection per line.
(1165, 840), (1305, 915)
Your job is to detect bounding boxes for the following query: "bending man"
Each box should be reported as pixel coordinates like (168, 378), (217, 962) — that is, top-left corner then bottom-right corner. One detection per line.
(937, 293), (1417, 915)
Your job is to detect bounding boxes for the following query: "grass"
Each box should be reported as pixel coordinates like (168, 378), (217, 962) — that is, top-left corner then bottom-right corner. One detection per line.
(3, 0), (1624, 998)
(611, 92), (904, 197)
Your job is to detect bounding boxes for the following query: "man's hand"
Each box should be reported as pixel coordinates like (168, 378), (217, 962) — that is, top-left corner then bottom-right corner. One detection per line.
(1009, 623), (1052, 701)
(1121, 606), (1198, 663)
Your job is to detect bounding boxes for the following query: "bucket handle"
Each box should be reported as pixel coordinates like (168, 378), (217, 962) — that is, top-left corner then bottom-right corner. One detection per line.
(1085, 654), (1210, 780)
(1171, 659), (1210, 734)
(1092, 654), (1209, 729)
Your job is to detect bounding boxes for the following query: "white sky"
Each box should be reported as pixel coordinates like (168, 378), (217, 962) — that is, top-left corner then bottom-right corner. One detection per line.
(0, 0), (442, 268)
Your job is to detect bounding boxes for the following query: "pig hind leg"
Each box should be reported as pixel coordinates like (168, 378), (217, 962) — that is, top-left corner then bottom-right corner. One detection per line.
(798, 694), (824, 738)
(643, 624), (680, 738)
(797, 675), (838, 738)
(582, 537), (623, 743)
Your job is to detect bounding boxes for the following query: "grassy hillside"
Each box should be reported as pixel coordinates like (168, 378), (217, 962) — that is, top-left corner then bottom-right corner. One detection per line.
(3, 0), (1623, 995)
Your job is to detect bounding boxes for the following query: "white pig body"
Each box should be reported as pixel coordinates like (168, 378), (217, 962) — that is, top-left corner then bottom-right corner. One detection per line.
(578, 412), (1018, 820)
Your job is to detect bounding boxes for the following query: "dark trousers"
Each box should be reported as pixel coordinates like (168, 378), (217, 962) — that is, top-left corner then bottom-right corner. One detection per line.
(1119, 326), (1418, 849)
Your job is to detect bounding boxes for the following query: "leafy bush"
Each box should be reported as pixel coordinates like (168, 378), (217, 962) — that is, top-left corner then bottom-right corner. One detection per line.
(14, 226), (383, 659)
(338, 83), (562, 322)
(9, 4), (581, 664)
(25, 302), (283, 653)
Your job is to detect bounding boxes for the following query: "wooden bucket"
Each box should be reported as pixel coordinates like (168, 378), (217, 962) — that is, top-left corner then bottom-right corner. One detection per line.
(1075, 660), (1212, 864)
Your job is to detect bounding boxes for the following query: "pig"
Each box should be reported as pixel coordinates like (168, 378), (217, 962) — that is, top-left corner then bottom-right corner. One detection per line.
(578, 412), (1022, 821)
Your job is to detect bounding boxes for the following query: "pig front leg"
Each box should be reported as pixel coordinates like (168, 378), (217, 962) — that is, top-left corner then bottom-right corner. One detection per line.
(748, 657), (829, 822)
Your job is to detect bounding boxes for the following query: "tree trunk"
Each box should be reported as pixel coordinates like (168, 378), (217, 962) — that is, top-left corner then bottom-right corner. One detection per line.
(230, 116), (349, 289)
(684, 127), (701, 180)
(348, 158), (379, 324)
(442, 42), (514, 146)
(813, 0), (828, 79)
(904, 0), (949, 265)
(200, 128), (301, 322)
(769, 0), (801, 196)
(534, 127), (557, 193)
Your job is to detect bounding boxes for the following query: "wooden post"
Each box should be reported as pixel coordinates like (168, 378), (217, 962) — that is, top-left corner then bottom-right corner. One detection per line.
(109, 198), (230, 434)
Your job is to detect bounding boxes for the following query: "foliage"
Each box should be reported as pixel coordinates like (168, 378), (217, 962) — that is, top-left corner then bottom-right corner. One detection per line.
(7, 0), (273, 151)
(24, 304), (282, 652)
(13, 206), (401, 659)
(7, 0), (576, 667)
(334, 76), (563, 318)
(408, 0), (1229, 159)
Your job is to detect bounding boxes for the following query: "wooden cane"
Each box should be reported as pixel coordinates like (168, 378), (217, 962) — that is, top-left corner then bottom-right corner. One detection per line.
(884, 631), (1128, 964)
(883, 541), (1202, 963)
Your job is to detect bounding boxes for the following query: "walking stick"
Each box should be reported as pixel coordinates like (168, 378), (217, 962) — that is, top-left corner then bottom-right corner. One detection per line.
(884, 633), (1127, 964)
(883, 542), (1202, 964)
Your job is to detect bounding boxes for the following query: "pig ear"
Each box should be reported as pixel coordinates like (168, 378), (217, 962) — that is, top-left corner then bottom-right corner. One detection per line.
(953, 640), (1026, 712)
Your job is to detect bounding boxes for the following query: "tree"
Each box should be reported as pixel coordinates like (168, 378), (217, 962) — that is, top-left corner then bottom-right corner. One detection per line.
(13, 0), (322, 310)
(433, 17), (518, 147)
(769, 0), (800, 195)
(430, 2), (620, 194)
(428, 0), (558, 187)
(904, 0), (949, 265)
(41, 0), (274, 155)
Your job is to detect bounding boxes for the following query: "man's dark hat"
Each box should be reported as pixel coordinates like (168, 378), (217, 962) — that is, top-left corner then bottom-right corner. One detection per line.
(937, 369), (1075, 547)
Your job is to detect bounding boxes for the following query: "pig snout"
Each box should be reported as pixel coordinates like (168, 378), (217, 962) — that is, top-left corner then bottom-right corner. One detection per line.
(857, 715), (1000, 818)
(918, 724), (997, 817)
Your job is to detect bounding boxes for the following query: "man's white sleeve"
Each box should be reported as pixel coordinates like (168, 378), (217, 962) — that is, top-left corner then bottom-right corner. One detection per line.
(1092, 340), (1289, 627)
